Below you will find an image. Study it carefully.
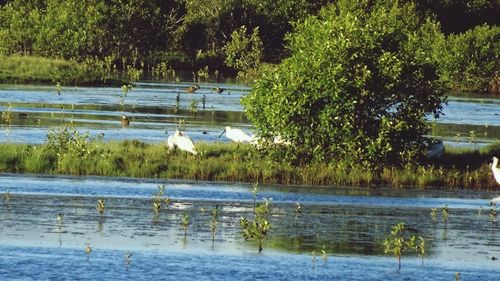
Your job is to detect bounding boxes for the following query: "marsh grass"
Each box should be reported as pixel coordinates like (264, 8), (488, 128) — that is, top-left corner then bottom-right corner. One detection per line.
(0, 140), (499, 189)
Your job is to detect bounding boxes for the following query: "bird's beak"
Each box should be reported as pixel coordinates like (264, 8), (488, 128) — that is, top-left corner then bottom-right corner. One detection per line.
(219, 129), (226, 138)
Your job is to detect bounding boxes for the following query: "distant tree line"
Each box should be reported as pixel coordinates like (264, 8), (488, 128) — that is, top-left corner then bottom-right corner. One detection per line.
(0, 0), (498, 91)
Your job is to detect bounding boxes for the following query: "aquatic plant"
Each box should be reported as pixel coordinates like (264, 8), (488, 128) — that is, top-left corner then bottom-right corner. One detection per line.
(311, 250), (317, 269)
(239, 198), (271, 253)
(430, 208), (438, 223)
(455, 272), (460, 281)
(295, 202), (301, 217)
(190, 99), (198, 118)
(442, 205), (449, 228)
(252, 182), (258, 211)
(85, 243), (92, 261)
(384, 222), (419, 271)
(1, 102), (12, 124)
(321, 245), (328, 265)
(55, 82), (62, 95)
(201, 94), (206, 110)
(415, 236), (426, 265)
(56, 213), (63, 246)
(4, 189), (11, 202)
(97, 199), (105, 214)
(209, 205), (220, 244)
(124, 252), (132, 271)
(197, 66), (209, 82)
(152, 185), (165, 214)
(181, 213), (190, 237)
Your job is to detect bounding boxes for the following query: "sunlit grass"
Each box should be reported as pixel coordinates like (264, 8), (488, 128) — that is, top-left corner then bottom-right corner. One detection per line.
(0, 140), (499, 189)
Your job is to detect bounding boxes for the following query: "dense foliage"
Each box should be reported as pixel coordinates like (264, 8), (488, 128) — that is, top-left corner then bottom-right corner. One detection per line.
(243, 0), (447, 166)
(0, 0), (497, 89)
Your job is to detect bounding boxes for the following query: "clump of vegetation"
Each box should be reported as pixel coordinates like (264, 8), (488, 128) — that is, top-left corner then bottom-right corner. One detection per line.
(224, 26), (263, 82)
(1, 102), (12, 124)
(244, 0), (447, 167)
(97, 199), (105, 214)
(240, 198), (271, 253)
(384, 222), (423, 271)
(181, 213), (190, 237)
(209, 205), (220, 244)
(152, 185), (166, 214)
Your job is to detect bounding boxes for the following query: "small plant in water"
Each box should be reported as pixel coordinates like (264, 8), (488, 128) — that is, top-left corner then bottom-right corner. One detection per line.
(152, 185), (165, 214)
(209, 205), (220, 244)
(190, 99), (198, 118)
(442, 205), (449, 228)
(311, 250), (317, 269)
(56, 213), (63, 246)
(295, 202), (301, 217)
(252, 182), (258, 211)
(430, 208), (437, 223)
(239, 198), (271, 253)
(85, 243), (92, 261)
(415, 236), (426, 265)
(321, 245), (328, 265)
(124, 252), (132, 271)
(56, 82), (62, 95)
(1, 102), (12, 124)
(181, 213), (190, 237)
(455, 272), (460, 281)
(384, 222), (419, 271)
(4, 190), (11, 202)
(97, 199), (105, 214)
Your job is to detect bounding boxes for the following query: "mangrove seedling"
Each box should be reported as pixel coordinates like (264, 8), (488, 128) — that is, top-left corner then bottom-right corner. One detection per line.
(85, 243), (92, 261)
(252, 182), (259, 210)
(455, 272), (460, 281)
(190, 99), (198, 118)
(415, 236), (426, 265)
(321, 245), (328, 265)
(56, 82), (62, 95)
(56, 213), (64, 246)
(1, 102), (12, 124)
(124, 252), (132, 271)
(181, 213), (190, 237)
(200, 207), (206, 215)
(209, 205), (220, 244)
(430, 208), (437, 223)
(152, 185), (165, 214)
(201, 94), (206, 109)
(442, 205), (449, 228)
(295, 202), (301, 218)
(239, 199), (271, 253)
(4, 190), (11, 202)
(384, 222), (419, 271)
(97, 199), (105, 214)
(311, 250), (317, 269)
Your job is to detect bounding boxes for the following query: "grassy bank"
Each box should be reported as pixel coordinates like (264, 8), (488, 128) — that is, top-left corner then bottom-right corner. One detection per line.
(0, 55), (123, 85)
(0, 140), (499, 190)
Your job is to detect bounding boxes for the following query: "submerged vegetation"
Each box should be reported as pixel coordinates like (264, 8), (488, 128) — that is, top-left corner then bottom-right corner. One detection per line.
(0, 125), (498, 189)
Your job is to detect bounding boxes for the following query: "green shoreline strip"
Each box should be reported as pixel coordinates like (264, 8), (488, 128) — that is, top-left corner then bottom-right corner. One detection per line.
(0, 141), (498, 190)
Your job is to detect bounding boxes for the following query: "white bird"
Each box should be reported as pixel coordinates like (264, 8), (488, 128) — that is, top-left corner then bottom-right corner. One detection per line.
(168, 130), (197, 155)
(489, 156), (500, 205)
(219, 126), (252, 143)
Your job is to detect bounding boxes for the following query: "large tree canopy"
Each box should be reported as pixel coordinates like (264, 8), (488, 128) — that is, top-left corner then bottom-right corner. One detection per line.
(242, 0), (447, 166)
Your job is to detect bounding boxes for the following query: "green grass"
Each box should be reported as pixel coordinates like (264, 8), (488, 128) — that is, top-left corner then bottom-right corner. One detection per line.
(0, 140), (499, 190)
(0, 55), (123, 85)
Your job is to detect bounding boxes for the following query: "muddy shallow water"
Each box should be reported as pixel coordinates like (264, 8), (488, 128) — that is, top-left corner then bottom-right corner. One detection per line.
(1, 174), (499, 280)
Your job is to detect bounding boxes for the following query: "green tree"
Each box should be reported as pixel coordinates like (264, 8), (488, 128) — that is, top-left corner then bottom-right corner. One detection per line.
(439, 25), (499, 93)
(224, 25), (263, 80)
(243, 0), (446, 166)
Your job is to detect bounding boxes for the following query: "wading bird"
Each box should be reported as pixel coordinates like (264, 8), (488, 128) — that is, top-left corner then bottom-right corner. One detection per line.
(490, 157), (500, 205)
(121, 115), (130, 127)
(219, 126), (252, 143)
(186, 84), (200, 93)
(167, 130), (197, 155)
(215, 86), (224, 94)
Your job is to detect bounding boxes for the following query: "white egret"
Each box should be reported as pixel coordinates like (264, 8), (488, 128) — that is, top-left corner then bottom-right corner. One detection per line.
(490, 157), (500, 205)
(219, 126), (252, 143)
(169, 130), (197, 155)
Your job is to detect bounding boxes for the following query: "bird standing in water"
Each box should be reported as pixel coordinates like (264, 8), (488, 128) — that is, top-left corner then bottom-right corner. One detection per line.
(186, 84), (200, 93)
(490, 157), (500, 205)
(121, 115), (130, 127)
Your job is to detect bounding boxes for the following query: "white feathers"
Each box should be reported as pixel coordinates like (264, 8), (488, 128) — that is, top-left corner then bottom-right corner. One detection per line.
(166, 130), (197, 155)
(219, 126), (253, 143)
